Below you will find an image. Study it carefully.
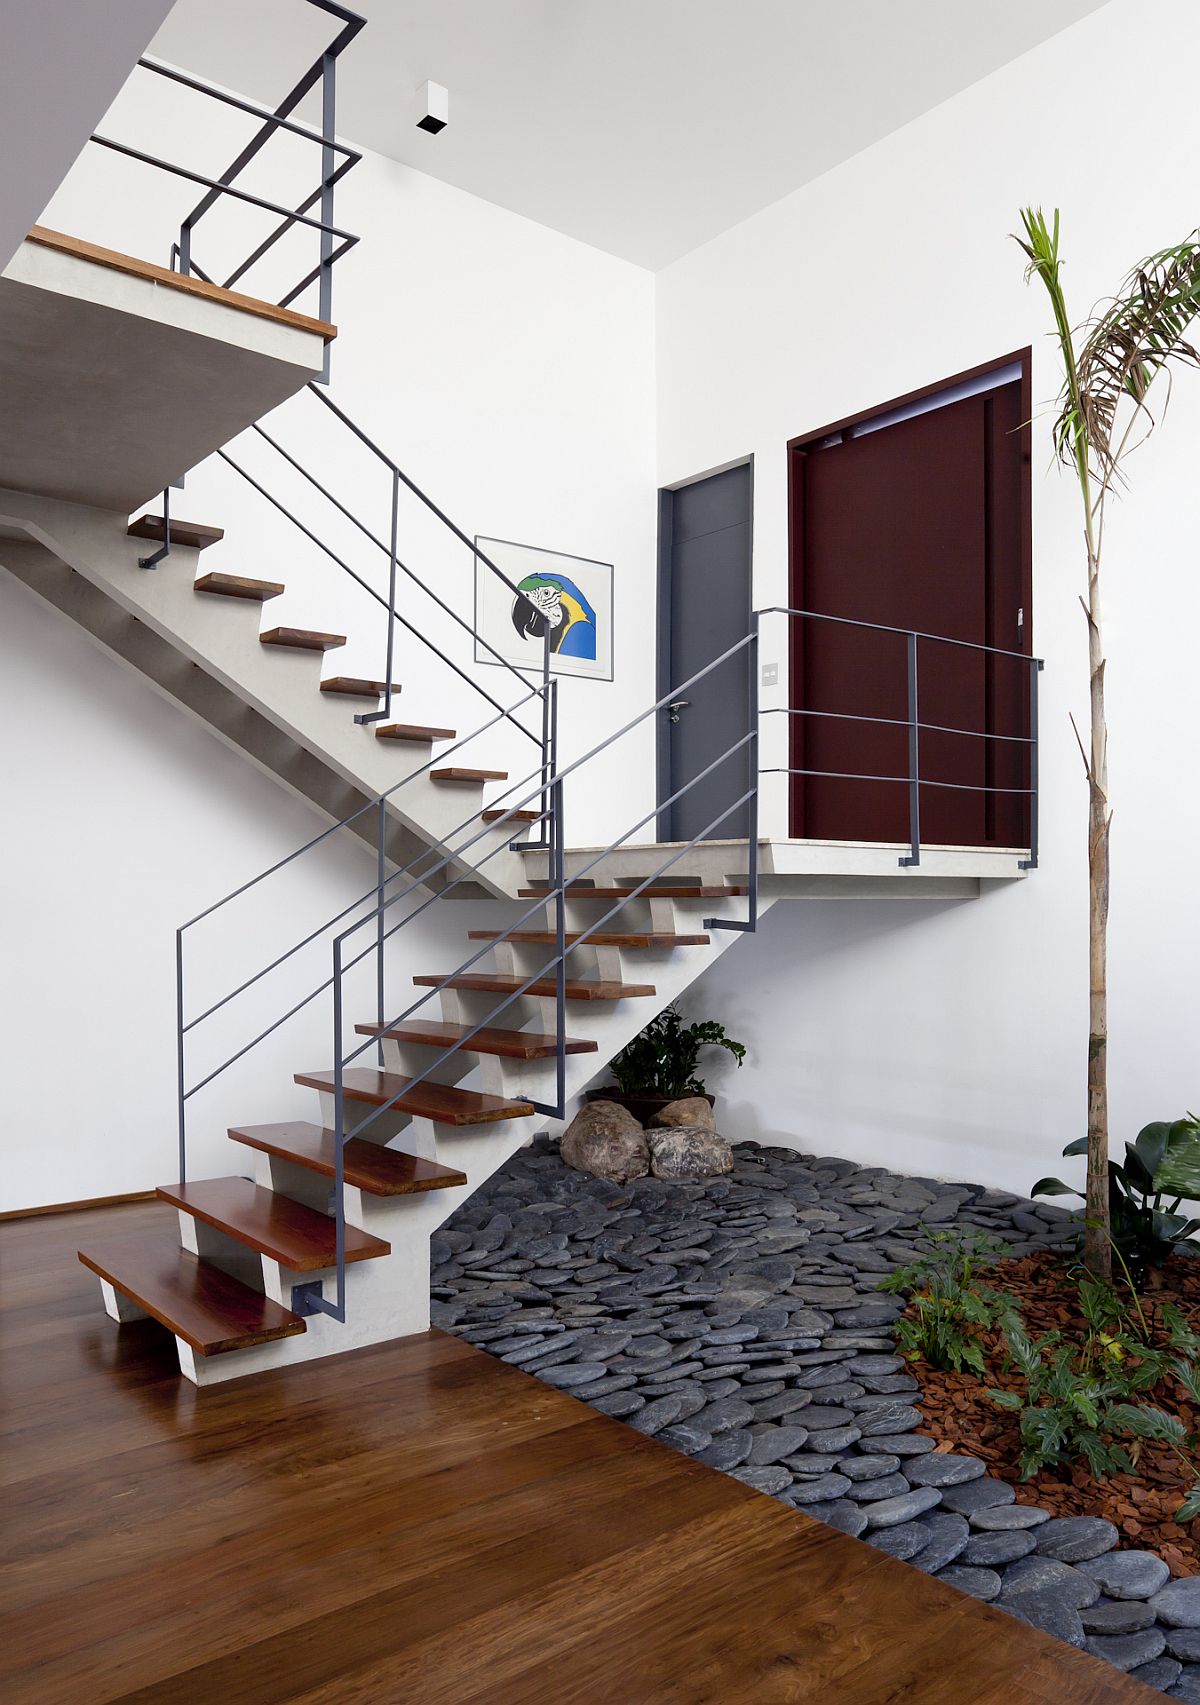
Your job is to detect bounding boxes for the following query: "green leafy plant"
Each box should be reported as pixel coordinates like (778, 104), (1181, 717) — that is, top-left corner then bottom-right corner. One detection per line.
(880, 1229), (1020, 1375)
(1034, 1117), (1200, 1283)
(990, 1281), (1200, 1521)
(606, 1004), (745, 1099)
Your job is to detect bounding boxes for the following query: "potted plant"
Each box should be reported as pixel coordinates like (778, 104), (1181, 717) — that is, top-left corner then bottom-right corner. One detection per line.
(587, 1004), (746, 1127)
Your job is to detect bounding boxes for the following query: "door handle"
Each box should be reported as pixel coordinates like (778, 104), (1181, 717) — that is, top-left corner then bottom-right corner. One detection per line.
(668, 699), (690, 723)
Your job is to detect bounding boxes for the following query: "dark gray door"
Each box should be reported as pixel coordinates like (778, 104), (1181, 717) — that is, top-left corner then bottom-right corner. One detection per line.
(658, 463), (753, 842)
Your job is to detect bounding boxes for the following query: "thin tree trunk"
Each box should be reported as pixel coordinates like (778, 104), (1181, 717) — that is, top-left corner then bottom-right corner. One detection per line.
(1084, 533), (1111, 1281)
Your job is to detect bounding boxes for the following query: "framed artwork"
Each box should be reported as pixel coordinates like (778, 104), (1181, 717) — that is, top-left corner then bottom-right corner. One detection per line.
(473, 535), (614, 681)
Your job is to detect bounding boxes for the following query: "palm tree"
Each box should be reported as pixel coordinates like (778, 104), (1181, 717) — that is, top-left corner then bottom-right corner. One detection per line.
(1015, 209), (1200, 1279)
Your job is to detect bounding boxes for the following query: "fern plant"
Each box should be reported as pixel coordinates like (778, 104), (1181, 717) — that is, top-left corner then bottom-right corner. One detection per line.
(880, 1229), (1019, 1375)
(606, 1004), (745, 1099)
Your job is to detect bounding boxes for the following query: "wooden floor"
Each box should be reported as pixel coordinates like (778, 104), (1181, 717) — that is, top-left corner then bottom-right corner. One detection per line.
(2, 1203), (1156, 1704)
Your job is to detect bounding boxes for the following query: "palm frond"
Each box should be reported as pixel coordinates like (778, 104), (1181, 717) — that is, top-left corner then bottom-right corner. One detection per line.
(1073, 236), (1200, 479)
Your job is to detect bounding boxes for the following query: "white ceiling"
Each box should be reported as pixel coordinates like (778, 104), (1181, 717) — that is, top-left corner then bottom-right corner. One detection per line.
(150, 0), (1111, 271)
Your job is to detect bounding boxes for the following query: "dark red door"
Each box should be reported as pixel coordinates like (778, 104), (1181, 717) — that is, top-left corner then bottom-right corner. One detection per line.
(789, 371), (1030, 848)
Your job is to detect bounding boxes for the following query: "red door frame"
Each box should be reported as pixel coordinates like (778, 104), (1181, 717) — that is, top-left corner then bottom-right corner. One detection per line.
(786, 348), (1034, 841)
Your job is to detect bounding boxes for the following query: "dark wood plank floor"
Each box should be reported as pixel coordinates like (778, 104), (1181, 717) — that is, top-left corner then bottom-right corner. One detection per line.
(1, 1203), (1157, 1704)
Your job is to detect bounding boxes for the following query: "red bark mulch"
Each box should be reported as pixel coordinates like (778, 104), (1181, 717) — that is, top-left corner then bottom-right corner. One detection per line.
(909, 1251), (1200, 1576)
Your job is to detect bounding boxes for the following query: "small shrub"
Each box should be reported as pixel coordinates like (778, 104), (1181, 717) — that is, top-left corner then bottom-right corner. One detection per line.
(880, 1228), (1019, 1375)
(1034, 1117), (1200, 1284)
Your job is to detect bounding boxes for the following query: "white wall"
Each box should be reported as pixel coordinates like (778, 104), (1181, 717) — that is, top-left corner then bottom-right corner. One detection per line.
(659, 0), (1200, 1195)
(7, 77), (658, 1210)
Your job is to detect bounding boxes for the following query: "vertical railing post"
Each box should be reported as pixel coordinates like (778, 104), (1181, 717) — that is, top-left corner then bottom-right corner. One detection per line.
(138, 482), (172, 570)
(539, 624), (553, 849)
(175, 928), (187, 1185)
(548, 680), (566, 1117)
(375, 793), (386, 1067)
(747, 614), (760, 930)
(317, 48), (336, 382)
(332, 936), (346, 1322)
(1020, 660), (1043, 871)
(383, 469), (399, 723)
(899, 630), (921, 868)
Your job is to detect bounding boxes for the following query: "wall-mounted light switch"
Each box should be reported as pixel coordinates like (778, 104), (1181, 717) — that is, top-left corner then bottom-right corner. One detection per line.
(761, 662), (778, 687)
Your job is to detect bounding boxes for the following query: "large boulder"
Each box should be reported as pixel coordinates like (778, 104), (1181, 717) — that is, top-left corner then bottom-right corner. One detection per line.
(560, 1100), (650, 1182)
(649, 1096), (716, 1131)
(647, 1123), (733, 1179)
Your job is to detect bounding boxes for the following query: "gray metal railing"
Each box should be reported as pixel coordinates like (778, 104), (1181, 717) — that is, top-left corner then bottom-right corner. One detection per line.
(170, 588), (1042, 1327)
(90, 0), (364, 334)
(757, 607), (1042, 871)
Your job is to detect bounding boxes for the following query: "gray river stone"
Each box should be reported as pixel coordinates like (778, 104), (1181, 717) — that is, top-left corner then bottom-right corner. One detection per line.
(910, 1512), (971, 1575)
(841, 1452), (901, 1482)
(867, 1522), (931, 1562)
(627, 1394), (684, 1435)
(1085, 1628), (1168, 1673)
(1152, 1580), (1200, 1628)
(938, 1564), (1003, 1601)
(1005, 1591), (1087, 1650)
(789, 1472), (853, 1504)
(732, 1465), (793, 1496)
(904, 1452), (987, 1488)
(747, 1425), (810, 1465)
(937, 1477), (1016, 1516)
(1035, 1515), (1120, 1562)
(1132, 1657), (1182, 1691)
(693, 1395), (755, 1436)
(1000, 1556), (1101, 1610)
(968, 1503), (1049, 1531)
(1083, 1599), (1158, 1636)
(1168, 1631), (1200, 1662)
(959, 1529), (1039, 1568)
(855, 1432), (936, 1457)
(864, 1486), (943, 1529)
(1079, 1549), (1171, 1601)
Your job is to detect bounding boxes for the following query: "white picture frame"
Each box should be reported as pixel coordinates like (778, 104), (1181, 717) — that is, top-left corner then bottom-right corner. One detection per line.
(473, 535), (614, 682)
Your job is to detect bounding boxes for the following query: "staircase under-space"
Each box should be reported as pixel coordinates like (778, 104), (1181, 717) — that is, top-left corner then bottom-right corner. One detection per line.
(1, 0), (1044, 1386)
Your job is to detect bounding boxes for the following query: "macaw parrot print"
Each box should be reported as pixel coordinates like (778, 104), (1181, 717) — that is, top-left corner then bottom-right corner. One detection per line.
(511, 573), (598, 660)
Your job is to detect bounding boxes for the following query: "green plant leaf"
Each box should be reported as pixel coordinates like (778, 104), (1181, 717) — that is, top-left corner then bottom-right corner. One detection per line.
(989, 1388), (1023, 1410)
(1132, 1122), (1172, 1181)
(1032, 1177), (1080, 1199)
(1154, 1129), (1200, 1201)
(1177, 1485), (1200, 1524)
(1062, 1136), (1090, 1158)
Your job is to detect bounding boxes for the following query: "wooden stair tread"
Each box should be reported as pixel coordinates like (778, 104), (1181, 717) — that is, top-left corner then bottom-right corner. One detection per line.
(518, 884), (749, 899)
(127, 515), (223, 551)
(484, 809), (540, 823)
(261, 627), (347, 652)
(227, 1122), (466, 1195)
(354, 1020), (598, 1059)
(77, 1237), (305, 1355)
(195, 570), (284, 602)
(431, 767), (508, 783)
(413, 973), (655, 1001)
(376, 723), (457, 743)
(321, 677), (402, 698)
(468, 929), (710, 948)
(295, 1069), (533, 1126)
(156, 1178), (389, 1271)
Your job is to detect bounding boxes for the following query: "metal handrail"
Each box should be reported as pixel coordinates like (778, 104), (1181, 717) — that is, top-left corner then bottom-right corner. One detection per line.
(761, 605), (1042, 871)
(88, 1), (364, 322)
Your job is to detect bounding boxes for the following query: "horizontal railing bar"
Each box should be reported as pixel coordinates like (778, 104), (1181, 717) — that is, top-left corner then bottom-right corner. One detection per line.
(275, 231), (358, 305)
(178, 6), (364, 240)
(135, 57), (361, 159)
(180, 771), (548, 1096)
(88, 135), (357, 242)
(249, 420), (538, 692)
(217, 449), (542, 744)
(758, 605), (1042, 666)
(223, 159), (359, 293)
(763, 765), (1034, 795)
(179, 681), (544, 933)
(760, 705), (1036, 745)
(302, 386), (530, 604)
(340, 729), (757, 1051)
(341, 778), (757, 1140)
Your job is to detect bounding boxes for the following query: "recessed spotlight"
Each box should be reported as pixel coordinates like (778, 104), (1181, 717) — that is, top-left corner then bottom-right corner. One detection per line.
(416, 80), (448, 135)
